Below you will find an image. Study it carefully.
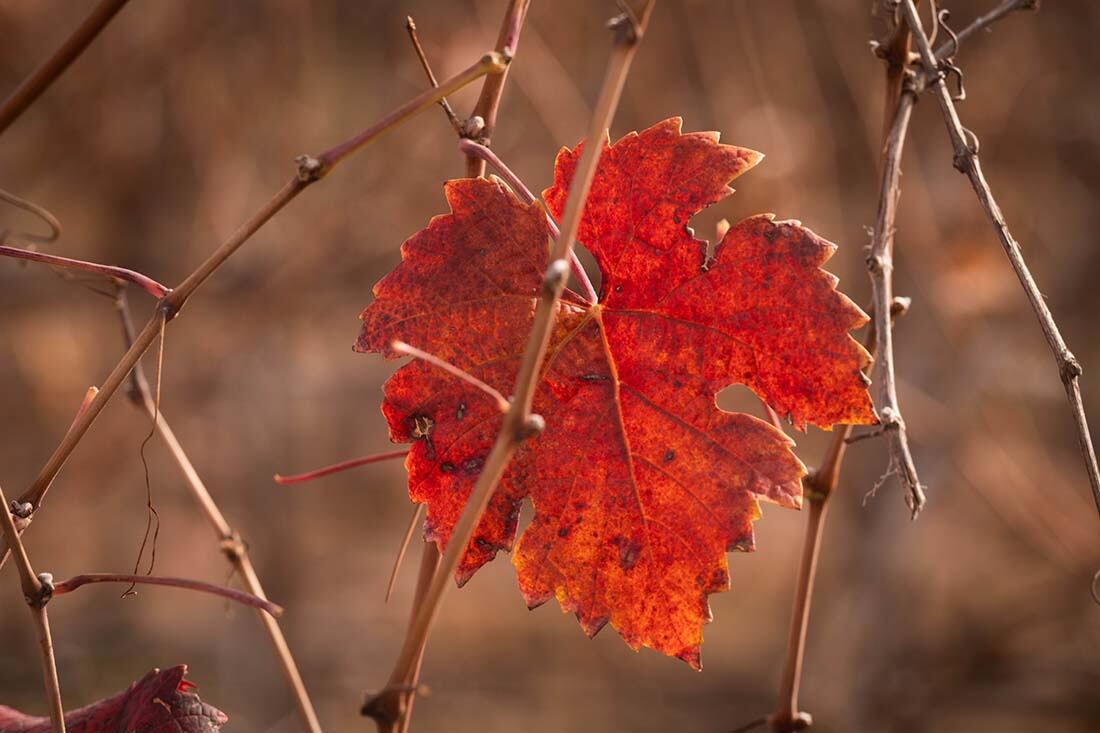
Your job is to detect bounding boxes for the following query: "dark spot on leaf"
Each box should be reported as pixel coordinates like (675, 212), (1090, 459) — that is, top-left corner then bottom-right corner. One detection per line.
(462, 456), (486, 475)
(456, 402), (466, 420)
(619, 539), (642, 571)
(663, 449), (675, 463)
(580, 373), (608, 382)
(673, 214), (681, 224)
(440, 462), (455, 473)
(614, 285), (623, 293)
(558, 527), (570, 538)
(475, 538), (493, 550)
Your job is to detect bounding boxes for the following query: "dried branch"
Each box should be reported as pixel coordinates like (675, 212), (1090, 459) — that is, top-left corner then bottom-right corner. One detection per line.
(0, 244), (169, 298)
(0, 0), (131, 135)
(50, 573), (282, 617)
(405, 17), (462, 134)
(362, 3), (656, 729)
(866, 67), (926, 516)
(933, 0), (1039, 61)
(768, 298), (908, 733)
(0, 485), (66, 733)
(464, 0), (531, 178)
(0, 50), (507, 569)
(114, 290), (323, 733)
(457, 138), (599, 304)
(386, 504), (425, 604)
(900, 0), (1100, 519)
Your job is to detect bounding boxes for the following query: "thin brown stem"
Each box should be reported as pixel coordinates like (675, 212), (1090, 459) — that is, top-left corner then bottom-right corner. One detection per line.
(0, 0), (131, 136)
(0, 187), (62, 244)
(0, 50), (506, 570)
(392, 340), (511, 412)
(386, 504), (425, 604)
(363, 4), (656, 728)
(866, 77), (925, 516)
(405, 16), (462, 133)
(51, 573), (282, 616)
(464, 0), (530, 177)
(901, 0), (1100, 518)
(0, 244), (169, 298)
(0, 485), (65, 733)
(275, 450), (410, 486)
(457, 138), (599, 304)
(114, 290), (323, 733)
(768, 308), (894, 733)
(933, 0), (1038, 61)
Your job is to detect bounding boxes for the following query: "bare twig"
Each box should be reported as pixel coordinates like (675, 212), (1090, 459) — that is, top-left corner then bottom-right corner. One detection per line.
(769, 303), (903, 733)
(933, 0), (1039, 61)
(0, 0), (131, 135)
(363, 3), (656, 729)
(0, 485), (65, 733)
(457, 138), (599, 304)
(0, 50), (507, 570)
(274, 449), (410, 486)
(866, 69), (926, 516)
(405, 17), (462, 134)
(114, 290), (323, 733)
(386, 504), (425, 604)
(391, 340), (511, 413)
(901, 0), (1100, 519)
(0, 244), (169, 298)
(464, 0), (531, 177)
(50, 573), (282, 616)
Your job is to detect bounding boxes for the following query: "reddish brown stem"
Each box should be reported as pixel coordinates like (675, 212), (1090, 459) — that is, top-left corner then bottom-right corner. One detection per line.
(51, 573), (283, 617)
(0, 244), (169, 297)
(464, 0), (530, 177)
(0, 0), (131, 135)
(275, 450), (410, 485)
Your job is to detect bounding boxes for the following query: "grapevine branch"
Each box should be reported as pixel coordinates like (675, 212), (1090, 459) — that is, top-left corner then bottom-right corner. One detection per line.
(0, 50), (509, 571)
(362, 3), (657, 729)
(865, 70), (925, 516)
(0, 484), (65, 733)
(49, 574), (281, 616)
(464, 0), (531, 177)
(0, 0), (132, 135)
(0, 187), (61, 244)
(900, 0), (1100, 519)
(0, 244), (169, 298)
(768, 298), (908, 733)
(933, 0), (1039, 61)
(114, 289), (324, 733)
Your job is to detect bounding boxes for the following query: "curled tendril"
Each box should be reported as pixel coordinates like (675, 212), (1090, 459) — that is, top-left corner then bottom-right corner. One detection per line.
(0, 187), (61, 245)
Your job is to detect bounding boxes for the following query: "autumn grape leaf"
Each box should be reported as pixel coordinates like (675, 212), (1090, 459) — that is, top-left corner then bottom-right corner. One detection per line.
(356, 117), (875, 667)
(0, 666), (227, 733)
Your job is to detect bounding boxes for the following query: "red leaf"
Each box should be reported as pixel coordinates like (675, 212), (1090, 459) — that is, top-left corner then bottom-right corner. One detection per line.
(357, 117), (875, 666)
(0, 666), (227, 733)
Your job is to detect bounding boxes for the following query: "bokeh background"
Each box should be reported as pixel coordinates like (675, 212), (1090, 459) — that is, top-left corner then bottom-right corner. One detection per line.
(1, 1), (1098, 731)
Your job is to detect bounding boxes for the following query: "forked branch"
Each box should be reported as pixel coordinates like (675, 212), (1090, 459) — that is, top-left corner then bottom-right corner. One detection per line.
(900, 0), (1100, 519)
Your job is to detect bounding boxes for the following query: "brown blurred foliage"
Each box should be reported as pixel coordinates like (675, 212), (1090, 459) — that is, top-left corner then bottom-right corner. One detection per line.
(1, 1), (1098, 731)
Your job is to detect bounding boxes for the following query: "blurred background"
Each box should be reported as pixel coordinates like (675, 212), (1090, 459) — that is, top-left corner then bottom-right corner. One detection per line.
(1, 1), (1098, 731)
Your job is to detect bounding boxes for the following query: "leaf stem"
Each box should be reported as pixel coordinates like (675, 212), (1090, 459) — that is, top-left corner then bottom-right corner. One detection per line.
(0, 0), (131, 136)
(275, 449), (410, 486)
(0, 244), (169, 298)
